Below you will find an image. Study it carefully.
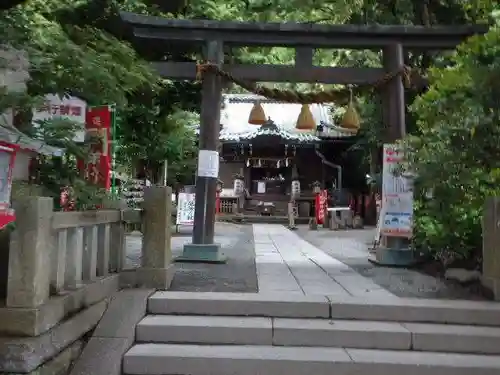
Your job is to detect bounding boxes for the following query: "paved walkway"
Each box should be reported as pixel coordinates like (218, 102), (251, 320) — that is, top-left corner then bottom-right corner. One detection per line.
(253, 224), (397, 299)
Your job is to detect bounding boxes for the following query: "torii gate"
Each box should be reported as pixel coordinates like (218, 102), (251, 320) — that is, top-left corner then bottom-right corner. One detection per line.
(120, 11), (487, 263)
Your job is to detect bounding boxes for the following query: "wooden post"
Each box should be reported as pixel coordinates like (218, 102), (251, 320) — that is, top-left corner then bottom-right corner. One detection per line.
(383, 43), (406, 140)
(178, 40), (227, 263)
(374, 43), (414, 266)
(7, 197), (53, 308)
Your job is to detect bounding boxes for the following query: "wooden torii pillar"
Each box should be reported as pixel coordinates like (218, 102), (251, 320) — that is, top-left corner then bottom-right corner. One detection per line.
(120, 11), (487, 263)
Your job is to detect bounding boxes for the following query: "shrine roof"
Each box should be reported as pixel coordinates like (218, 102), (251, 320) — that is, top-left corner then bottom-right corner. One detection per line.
(199, 94), (354, 143)
(223, 123), (320, 142)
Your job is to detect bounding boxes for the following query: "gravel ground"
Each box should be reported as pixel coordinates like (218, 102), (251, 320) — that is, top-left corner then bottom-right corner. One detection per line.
(296, 226), (487, 300)
(126, 222), (257, 293)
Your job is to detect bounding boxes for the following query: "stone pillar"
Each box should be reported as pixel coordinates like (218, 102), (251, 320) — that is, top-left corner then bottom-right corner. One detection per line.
(482, 197), (500, 300)
(7, 197), (53, 308)
(103, 198), (127, 273)
(136, 186), (175, 289)
(233, 176), (244, 214)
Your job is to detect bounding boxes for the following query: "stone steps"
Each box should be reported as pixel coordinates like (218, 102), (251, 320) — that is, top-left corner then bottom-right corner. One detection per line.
(123, 292), (500, 375)
(147, 291), (500, 326)
(123, 344), (500, 375)
(136, 315), (500, 354)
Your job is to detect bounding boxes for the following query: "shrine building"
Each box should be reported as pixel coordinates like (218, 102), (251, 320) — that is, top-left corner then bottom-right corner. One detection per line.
(200, 94), (369, 220)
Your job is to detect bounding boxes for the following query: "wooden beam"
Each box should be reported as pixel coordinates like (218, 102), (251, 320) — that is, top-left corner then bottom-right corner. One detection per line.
(295, 47), (313, 68)
(121, 11), (488, 49)
(151, 62), (386, 84)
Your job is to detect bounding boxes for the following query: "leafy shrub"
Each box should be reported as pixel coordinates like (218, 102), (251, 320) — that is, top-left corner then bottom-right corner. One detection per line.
(406, 11), (500, 265)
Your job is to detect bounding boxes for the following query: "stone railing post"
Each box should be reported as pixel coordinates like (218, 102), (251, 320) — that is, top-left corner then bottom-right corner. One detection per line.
(482, 197), (500, 300)
(136, 186), (175, 289)
(7, 197), (53, 308)
(103, 198), (128, 272)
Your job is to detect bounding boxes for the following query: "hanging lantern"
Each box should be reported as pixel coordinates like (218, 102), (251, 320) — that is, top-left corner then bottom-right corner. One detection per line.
(296, 104), (316, 130)
(248, 101), (266, 125)
(340, 88), (360, 133)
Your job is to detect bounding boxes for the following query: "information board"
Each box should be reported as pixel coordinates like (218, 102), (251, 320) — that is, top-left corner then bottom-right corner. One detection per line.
(381, 144), (413, 238)
(176, 192), (196, 225)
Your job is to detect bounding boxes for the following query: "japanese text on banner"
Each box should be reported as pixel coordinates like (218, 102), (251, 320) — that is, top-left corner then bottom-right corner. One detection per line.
(381, 144), (413, 238)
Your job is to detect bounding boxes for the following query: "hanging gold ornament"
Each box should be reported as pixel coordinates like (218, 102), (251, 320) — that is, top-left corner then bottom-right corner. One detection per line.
(296, 104), (316, 130)
(248, 101), (266, 125)
(340, 88), (360, 133)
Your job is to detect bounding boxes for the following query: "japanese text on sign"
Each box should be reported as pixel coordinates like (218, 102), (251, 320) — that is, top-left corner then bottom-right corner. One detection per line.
(31, 94), (87, 142)
(381, 144), (413, 238)
(176, 193), (196, 225)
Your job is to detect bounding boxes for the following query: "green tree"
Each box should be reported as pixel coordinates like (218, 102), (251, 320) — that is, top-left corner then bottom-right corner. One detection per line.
(1, 0), (200, 204)
(405, 8), (500, 264)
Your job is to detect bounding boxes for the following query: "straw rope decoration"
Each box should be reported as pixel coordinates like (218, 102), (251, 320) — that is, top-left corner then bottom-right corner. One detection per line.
(195, 62), (412, 104)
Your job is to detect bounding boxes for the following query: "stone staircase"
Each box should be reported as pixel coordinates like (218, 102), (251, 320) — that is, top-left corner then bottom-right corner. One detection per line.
(123, 292), (500, 375)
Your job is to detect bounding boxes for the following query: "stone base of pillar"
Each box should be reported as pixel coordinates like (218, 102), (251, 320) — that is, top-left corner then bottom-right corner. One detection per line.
(135, 265), (176, 290)
(176, 243), (227, 264)
(482, 277), (500, 301)
(369, 237), (418, 267)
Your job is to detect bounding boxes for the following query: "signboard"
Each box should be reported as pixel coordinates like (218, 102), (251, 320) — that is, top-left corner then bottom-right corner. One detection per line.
(380, 144), (413, 238)
(197, 150), (219, 178)
(83, 106), (113, 190)
(176, 192), (196, 225)
(0, 142), (18, 229)
(31, 94), (87, 142)
(315, 189), (328, 225)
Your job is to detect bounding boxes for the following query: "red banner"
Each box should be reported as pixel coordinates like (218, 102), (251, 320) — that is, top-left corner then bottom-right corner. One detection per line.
(80, 106), (112, 189)
(315, 189), (328, 225)
(0, 141), (18, 229)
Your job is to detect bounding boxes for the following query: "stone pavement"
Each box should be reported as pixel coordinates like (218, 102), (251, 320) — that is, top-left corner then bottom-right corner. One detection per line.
(297, 226), (488, 300)
(125, 223), (486, 299)
(253, 224), (397, 298)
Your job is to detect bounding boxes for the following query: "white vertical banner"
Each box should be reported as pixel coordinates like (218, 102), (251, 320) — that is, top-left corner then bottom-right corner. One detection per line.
(381, 144), (413, 238)
(176, 192), (196, 225)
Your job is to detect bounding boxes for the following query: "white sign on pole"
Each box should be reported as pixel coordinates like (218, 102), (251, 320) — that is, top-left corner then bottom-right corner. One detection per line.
(31, 94), (87, 143)
(176, 192), (196, 225)
(380, 144), (413, 238)
(197, 149), (219, 178)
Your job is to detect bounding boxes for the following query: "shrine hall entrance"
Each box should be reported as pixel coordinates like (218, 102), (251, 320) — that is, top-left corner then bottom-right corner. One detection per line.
(250, 163), (290, 196)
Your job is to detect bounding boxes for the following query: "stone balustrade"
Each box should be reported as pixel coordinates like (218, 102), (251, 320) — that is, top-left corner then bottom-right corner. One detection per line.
(483, 197), (500, 300)
(0, 185), (174, 337)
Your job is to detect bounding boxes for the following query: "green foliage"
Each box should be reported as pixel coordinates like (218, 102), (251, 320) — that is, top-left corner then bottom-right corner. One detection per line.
(1, 0), (199, 202)
(0, 1), (159, 107)
(29, 118), (110, 210)
(117, 99), (199, 183)
(406, 8), (500, 263)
